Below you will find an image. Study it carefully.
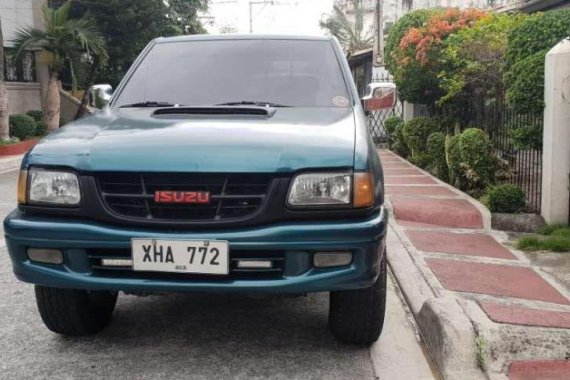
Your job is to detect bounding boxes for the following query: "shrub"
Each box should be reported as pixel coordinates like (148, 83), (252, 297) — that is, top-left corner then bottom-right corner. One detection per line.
(504, 9), (570, 113)
(403, 117), (440, 166)
(9, 114), (37, 140)
(393, 122), (409, 157)
(509, 124), (543, 151)
(427, 132), (447, 180)
(446, 134), (462, 187)
(385, 116), (404, 149)
(35, 121), (48, 136)
(459, 128), (496, 191)
(26, 110), (44, 123)
(483, 184), (526, 213)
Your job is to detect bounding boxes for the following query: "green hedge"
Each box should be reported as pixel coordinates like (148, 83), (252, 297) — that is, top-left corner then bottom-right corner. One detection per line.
(9, 114), (37, 140)
(504, 9), (570, 113)
(427, 132), (447, 180)
(483, 184), (526, 213)
(458, 128), (496, 191)
(26, 110), (44, 123)
(385, 116), (404, 149)
(403, 117), (440, 167)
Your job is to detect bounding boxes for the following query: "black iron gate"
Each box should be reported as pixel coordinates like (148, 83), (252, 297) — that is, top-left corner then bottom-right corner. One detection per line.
(366, 74), (403, 146)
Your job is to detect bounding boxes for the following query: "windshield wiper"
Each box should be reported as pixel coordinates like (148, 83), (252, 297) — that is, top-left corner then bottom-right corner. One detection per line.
(216, 101), (291, 107)
(119, 101), (177, 108)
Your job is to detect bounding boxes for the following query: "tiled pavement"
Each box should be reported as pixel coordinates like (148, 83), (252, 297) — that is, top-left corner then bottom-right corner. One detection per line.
(380, 149), (570, 379)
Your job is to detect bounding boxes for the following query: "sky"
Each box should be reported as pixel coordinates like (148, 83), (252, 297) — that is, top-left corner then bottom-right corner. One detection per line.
(200, 0), (335, 36)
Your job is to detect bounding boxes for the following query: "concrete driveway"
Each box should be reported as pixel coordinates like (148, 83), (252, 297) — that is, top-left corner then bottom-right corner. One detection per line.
(0, 168), (437, 379)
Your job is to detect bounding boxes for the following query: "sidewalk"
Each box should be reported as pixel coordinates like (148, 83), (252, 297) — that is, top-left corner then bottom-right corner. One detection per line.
(381, 149), (570, 380)
(0, 154), (23, 173)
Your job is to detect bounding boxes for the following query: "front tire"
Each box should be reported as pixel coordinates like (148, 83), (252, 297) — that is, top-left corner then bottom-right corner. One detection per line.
(329, 249), (387, 345)
(35, 286), (118, 336)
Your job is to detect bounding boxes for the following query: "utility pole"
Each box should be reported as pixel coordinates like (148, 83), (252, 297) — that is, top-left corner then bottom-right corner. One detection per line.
(249, 0), (284, 33)
(373, 0), (384, 67)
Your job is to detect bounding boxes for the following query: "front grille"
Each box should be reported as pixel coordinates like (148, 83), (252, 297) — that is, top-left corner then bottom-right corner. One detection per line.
(97, 173), (273, 222)
(87, 249), (285, 280)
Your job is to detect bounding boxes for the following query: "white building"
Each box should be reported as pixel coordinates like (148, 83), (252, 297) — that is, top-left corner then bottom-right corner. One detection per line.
(1, 0), (49, 115)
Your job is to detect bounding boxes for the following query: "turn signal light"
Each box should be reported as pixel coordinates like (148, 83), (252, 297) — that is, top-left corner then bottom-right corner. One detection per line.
(353, 172), (374, 208)
(17, 170), (28, 204)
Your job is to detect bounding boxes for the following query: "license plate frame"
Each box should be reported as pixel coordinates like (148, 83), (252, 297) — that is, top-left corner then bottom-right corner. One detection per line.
(131, 239), (230, 275)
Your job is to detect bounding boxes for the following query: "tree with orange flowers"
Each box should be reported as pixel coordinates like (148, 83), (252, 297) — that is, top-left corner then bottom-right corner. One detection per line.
(391, 8), (488, 105)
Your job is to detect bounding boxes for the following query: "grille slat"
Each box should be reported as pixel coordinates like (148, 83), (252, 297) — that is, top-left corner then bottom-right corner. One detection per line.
(98, 173), (272, 222)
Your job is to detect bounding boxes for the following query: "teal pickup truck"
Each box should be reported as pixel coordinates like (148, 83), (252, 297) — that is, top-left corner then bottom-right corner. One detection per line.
(4, 35), (388, 344)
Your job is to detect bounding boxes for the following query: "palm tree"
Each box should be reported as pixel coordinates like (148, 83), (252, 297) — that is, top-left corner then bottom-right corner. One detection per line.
(0, 17), (10, 141)
(12, 1), (108, 131)
(320, 0), (374, 54)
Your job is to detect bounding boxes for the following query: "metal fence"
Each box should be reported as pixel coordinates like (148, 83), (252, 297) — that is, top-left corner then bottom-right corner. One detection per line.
(366, 73), (403, 145)
(456, 98), (543, 212)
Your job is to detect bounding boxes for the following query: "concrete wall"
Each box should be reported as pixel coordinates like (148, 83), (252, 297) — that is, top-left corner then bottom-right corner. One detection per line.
(541, 39), (570, 224)
(6, 83), (42, 115)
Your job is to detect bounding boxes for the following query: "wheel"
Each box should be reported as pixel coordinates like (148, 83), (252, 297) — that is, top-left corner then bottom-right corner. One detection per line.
(35, 285), (118, 336)
(329, 249), (387, 345)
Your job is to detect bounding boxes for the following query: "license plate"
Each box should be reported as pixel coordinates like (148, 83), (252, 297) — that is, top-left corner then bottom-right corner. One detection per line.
(131, 239), (229, 275)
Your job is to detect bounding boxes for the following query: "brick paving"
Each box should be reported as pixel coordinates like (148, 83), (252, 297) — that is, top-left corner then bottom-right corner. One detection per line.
(381, 149), (570, 377)
(509, 360), (570, 380)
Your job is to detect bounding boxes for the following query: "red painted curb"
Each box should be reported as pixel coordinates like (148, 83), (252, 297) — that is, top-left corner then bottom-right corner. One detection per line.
(426, 259), (570, 305)
(406, 230), (516, 259)
(509, 360), (570, 380)
(0, 138), (38, 156)
(391, 198), (484, 229)
(480, 302), (570, 329)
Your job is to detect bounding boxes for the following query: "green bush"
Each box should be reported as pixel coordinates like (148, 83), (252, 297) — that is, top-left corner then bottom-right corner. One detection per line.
(504, 9), (570, 113)
(393, 122), (409, 157)
(483, 184), (526, 213)
(35, 121), (48, 136)
(427, 132), (447, 180)
(385, 116), (404, 149)
(509, 124), (543, 150)
(446, 134), (462, 187)
(403, 117), (440, 167)
(459, 128), (496, 191)
(9, 114), (37, 140)
(26, 110), (44, 123)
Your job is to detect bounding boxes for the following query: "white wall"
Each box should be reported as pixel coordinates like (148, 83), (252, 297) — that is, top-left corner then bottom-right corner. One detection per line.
(541, 39), (570, 224)
(0, 0), (36, 47)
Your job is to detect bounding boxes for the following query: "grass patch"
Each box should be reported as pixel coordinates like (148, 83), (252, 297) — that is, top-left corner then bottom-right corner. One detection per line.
(517, 225), (570, 252)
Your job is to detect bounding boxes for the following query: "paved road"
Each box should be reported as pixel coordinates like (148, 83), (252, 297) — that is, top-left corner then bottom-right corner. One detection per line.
(0, 169), (437, 379)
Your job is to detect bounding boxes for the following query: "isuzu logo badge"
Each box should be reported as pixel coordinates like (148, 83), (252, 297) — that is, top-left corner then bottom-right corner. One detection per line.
(154, 191), (211, 204)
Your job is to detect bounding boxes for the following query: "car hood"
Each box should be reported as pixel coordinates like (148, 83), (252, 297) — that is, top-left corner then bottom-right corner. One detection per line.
(25, 107), (356, 173)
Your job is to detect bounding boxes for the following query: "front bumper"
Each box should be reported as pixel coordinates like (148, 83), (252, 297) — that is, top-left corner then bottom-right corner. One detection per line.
(4, 207), (388, 293)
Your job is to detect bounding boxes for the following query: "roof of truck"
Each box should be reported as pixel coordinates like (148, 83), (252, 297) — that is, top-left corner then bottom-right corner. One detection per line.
(156, 34), (334, 43)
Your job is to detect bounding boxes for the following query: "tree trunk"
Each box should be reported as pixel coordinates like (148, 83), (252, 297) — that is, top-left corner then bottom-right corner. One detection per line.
(0, 17), (10, 141)
(44, 72), (61, 131)
(0, 82), (8, 141)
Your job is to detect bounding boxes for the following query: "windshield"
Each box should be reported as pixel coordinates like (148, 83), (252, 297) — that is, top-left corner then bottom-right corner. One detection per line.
(112, 39), (351, 108)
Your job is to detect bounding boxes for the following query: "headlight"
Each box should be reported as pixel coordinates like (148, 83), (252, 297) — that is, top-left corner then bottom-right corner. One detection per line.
(26, 169), (81, 205)
(287, 172), (351, 206)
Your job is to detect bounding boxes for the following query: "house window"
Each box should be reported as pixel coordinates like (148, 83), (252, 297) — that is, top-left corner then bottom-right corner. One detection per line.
(2, 49), (36, 83)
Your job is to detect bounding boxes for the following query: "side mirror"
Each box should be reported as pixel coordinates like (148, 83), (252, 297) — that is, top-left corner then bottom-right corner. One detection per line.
(361, 82), (397, 113)
(87, 84), (113, 109)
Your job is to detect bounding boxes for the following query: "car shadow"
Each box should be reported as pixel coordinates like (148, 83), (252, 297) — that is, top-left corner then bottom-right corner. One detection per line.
(41, 292), (374, 378)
